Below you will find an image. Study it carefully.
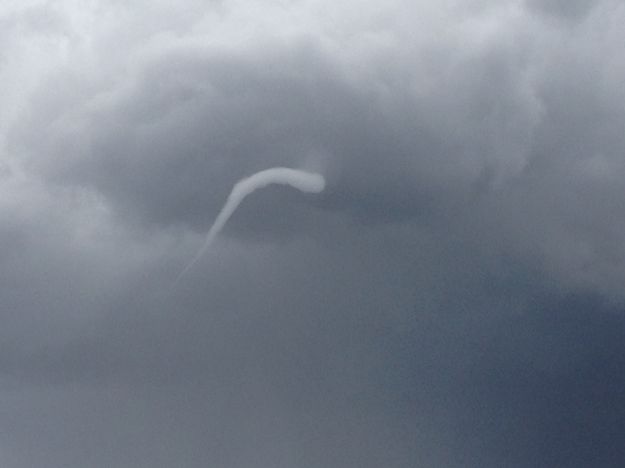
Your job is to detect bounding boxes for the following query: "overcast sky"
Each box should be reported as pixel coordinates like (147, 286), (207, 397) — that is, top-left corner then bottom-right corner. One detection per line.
(2, 0), (625, 466)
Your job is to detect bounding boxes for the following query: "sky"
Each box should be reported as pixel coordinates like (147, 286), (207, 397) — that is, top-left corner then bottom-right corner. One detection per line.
(1, 0), (625, 466)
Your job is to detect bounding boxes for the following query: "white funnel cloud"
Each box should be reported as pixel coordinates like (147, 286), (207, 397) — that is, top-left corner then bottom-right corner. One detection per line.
(175, 167), (325, 283)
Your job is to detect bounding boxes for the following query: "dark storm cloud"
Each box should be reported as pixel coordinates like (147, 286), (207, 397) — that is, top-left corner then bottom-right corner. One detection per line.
(2, 1), (625, 467)
(10, 0), (544, 229)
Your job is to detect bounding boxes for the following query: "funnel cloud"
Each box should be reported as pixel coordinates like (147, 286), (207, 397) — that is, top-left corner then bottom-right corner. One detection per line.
(176, 167), (325, 282)
(5, 1), (625, 467)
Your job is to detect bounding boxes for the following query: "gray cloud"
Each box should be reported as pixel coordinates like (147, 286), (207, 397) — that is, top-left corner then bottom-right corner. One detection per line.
(2, 0), (625, 467)
(526, 0), (599, 21)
